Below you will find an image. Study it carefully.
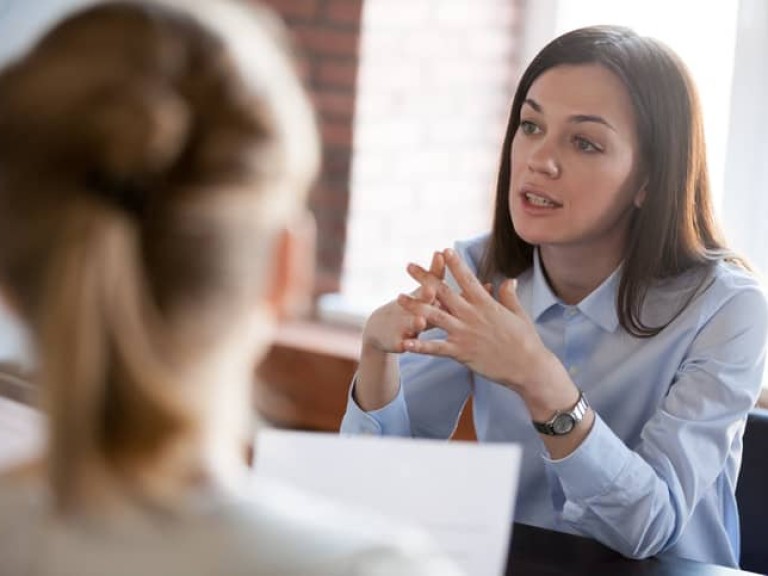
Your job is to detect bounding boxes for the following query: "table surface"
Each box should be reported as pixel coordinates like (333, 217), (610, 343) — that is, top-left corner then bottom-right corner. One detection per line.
(507, 523), (762, 576)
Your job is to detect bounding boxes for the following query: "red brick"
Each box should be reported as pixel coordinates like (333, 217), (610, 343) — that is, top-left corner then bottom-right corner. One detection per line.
(320, 119), (353, 147)
(315, 89), (356, 120)
(311, 182), (352, 210)
(325, 0), (363, 26)
(260, 0), (319, 21)
(292, 57), (312, 85)
(312, 269), (342, 295)
(317, 61), (358, 89)
(293, 25), (360, 58)
(323, 149), (352, 179)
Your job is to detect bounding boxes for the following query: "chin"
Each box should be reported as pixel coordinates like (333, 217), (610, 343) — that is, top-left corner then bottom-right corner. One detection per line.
(510, 221), (545, 246)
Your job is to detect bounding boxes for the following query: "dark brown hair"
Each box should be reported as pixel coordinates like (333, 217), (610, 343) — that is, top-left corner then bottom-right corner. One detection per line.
(481, 25), (737, 336)
(0, 0), (318, 510)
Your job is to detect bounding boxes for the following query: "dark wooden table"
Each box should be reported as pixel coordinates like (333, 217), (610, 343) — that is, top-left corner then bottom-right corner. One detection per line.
(507, 523), (762, 576)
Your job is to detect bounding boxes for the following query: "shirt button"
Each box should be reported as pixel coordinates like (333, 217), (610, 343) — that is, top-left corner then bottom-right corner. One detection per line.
(564, 307), (578, 319)
(568, 365), (579, 376)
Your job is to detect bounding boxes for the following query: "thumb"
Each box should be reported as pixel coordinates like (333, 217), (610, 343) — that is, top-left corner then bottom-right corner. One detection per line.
(499, 279), (524, 315)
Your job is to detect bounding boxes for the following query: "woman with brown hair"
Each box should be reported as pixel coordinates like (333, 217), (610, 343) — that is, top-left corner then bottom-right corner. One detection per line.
(0, 1), (460, 574)
(342, 25), (768, 567)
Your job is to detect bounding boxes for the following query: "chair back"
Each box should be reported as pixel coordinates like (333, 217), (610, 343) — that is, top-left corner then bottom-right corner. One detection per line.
(737, 408), (768, 573)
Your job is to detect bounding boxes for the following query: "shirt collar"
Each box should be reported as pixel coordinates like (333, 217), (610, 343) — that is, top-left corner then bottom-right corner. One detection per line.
(531, 250), (561, 321)
(530, 249), (621, 333)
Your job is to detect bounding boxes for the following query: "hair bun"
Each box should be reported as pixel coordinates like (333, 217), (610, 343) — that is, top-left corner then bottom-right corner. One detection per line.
(85, 84), (190, 186)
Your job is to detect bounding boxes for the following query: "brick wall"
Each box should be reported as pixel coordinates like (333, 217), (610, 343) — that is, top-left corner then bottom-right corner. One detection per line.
(258, 0), (364, 294)
(252, 2), (531, 435)
(258, 0), (527, 308)
(340, 0), (526, 313)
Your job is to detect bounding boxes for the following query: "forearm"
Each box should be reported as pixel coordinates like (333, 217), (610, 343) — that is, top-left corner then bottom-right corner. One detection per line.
(354, 344), (400, 411)
(549, 417), (679, 559)
(514, 349), (593, 460)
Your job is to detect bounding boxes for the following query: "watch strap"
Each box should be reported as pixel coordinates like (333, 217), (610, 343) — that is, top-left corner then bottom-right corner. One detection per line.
(532, 390), (589, 436)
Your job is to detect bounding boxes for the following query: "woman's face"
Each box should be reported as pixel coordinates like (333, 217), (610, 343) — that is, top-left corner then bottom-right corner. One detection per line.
(509, 64), (645, 258)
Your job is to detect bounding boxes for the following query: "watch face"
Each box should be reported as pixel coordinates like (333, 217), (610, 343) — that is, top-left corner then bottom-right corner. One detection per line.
(552, 414), (575, 435)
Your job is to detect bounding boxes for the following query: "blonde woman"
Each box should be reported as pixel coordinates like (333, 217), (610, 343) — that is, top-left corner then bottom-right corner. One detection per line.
(0, 2), (461, 574)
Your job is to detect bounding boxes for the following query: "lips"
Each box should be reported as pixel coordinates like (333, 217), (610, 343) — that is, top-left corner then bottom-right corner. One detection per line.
(520, 186), (562, 208)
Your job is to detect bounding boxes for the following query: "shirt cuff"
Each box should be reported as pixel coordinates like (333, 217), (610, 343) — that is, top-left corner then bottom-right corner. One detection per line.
(543, 414), (631, 504)
(339, 374), (413, 436)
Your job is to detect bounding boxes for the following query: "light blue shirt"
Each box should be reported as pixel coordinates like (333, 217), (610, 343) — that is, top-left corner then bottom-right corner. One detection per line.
(341, 235), (768, 567)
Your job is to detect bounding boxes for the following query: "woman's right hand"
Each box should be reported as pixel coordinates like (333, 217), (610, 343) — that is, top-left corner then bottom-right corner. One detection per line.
(362, 252), (446, 354)
(355, 252), (446, 411)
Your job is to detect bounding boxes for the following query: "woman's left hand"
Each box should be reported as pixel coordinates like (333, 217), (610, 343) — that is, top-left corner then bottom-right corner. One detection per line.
(401, 248), (593, 453)
(398, 249), (565, 403)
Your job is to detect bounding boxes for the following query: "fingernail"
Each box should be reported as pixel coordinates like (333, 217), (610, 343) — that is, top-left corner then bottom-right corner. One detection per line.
(444, 248), (455, 259)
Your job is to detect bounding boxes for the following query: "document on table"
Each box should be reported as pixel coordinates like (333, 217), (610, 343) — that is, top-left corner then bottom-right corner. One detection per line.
(254, 430), (521, 576)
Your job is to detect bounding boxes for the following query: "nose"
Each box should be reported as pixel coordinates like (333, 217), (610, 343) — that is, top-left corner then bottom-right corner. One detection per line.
(527, 138), (560, 178)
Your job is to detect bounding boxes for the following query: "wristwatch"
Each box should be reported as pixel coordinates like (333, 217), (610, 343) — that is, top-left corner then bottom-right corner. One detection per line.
(532, 390), (589, 436)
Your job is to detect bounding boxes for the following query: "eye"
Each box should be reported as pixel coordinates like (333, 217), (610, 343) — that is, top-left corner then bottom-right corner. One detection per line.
(573, 136), (601, 153)
(519, 120), (541, 136)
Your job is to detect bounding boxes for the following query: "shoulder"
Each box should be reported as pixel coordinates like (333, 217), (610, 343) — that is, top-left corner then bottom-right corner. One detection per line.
(645, 261), (768, 332)
(216, 479), (463, 576)
(0, 470), (42, 514)
(0, 474), (43, 573)
(697, 261), (767, 329)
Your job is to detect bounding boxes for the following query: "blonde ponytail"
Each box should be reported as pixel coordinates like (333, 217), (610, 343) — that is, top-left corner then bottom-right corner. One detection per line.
(40, 200), (188, 511)
(0, 0), (320, 513)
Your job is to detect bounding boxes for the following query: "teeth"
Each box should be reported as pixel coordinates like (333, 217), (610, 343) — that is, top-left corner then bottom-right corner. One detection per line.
(525, 192), (557, 207)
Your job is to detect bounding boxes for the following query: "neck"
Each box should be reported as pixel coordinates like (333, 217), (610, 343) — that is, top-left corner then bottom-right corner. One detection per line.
(112, 345), (258, 512)
(539, 242), (624, 305)
(188, 346), (258, 494)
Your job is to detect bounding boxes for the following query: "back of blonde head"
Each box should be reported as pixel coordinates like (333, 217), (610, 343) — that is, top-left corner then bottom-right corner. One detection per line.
(0, 0), (318, 511)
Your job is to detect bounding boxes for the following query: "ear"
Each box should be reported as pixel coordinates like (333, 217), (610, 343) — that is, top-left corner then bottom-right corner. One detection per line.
(264, 211), (316, 320)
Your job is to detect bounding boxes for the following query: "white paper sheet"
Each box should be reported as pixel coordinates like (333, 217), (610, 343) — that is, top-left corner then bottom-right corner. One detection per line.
(254, 430), (521, 576)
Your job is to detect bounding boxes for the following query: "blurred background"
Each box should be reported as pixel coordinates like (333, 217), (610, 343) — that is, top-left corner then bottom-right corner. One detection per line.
(1, 0), (766, 430)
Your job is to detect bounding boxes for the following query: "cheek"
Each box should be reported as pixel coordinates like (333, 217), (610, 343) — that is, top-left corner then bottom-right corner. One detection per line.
(577, 154), (637, 204)
(605, 154), (642, 205)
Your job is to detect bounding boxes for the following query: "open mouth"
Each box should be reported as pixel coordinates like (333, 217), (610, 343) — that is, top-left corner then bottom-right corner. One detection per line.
(523, 191), (561, 208)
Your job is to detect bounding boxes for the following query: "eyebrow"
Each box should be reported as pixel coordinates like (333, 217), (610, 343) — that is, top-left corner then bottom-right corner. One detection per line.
(523, 98), (616, 132)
